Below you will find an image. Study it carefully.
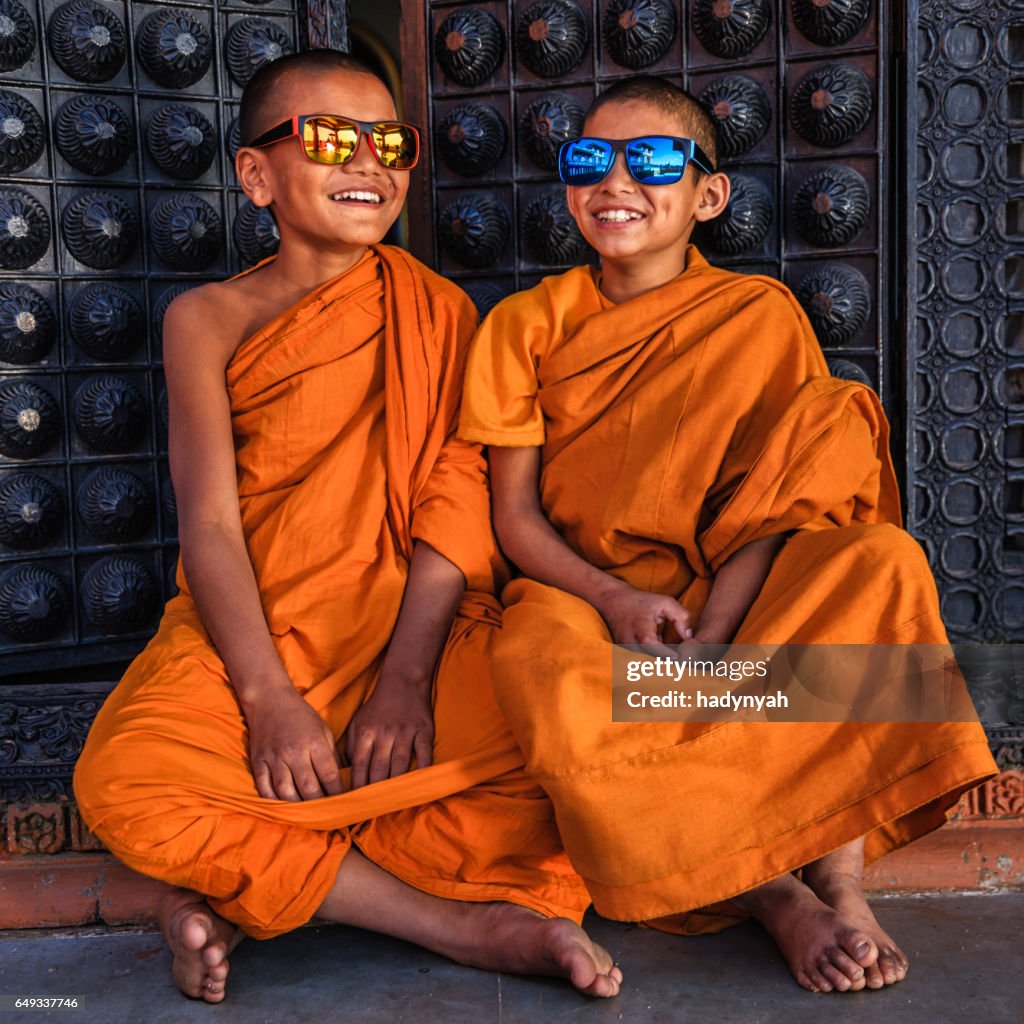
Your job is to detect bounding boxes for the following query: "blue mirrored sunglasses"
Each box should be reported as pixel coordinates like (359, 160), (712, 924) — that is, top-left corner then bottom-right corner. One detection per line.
(558, 135), (716, 187)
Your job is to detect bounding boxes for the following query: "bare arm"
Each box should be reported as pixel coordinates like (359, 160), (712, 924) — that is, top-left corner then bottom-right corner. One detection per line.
(164, 291), (341, 802)
(346, 541), (465, 788)
(489, 446), (691, 644)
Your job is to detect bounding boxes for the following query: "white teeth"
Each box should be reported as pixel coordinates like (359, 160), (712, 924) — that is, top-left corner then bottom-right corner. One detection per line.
(595, 209), (642, 223)
(331, 190), (384, 203)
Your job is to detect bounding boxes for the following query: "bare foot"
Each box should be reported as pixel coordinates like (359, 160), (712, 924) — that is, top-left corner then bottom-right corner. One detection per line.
(734, 874), (878, 993)
(159, 888), (242, 1002)
(451, 903), (622, 998)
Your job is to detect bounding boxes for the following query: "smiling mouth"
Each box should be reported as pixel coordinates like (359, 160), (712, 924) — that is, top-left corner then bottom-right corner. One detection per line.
(329, 190), (385, 204)
(594, 210), (643, 223)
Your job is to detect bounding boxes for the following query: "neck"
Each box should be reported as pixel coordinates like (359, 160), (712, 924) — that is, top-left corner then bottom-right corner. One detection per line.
(262, 235), (371, 296)
(597, 246), (690, 305)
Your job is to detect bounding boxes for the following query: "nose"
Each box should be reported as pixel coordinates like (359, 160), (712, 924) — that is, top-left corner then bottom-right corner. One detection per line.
(346, 130), (379, 172)
(602, 149), (634, 189)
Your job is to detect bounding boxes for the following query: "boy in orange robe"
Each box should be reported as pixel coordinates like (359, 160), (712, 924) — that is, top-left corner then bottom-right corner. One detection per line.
(459, 76), (997, 995)
(73, 51), (619, 1003)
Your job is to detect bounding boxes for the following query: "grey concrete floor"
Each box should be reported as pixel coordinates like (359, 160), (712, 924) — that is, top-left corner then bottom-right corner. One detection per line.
(0, 895), (1021, 1024)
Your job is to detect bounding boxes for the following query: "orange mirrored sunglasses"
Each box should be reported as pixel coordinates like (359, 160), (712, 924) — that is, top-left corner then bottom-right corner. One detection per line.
(247, 114), (420, 171)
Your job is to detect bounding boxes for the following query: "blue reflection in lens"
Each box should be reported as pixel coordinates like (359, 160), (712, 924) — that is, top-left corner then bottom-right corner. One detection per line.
(626, 136), (688, 184)
(559, 138), (614, 185)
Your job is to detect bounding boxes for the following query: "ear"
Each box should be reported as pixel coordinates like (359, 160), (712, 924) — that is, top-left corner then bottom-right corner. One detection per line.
(235, 148), (275, 208)
(693, 171), (731, 222)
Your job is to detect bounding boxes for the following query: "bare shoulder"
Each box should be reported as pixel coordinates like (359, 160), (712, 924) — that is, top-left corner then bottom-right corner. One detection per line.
(162, 279), (254, 373)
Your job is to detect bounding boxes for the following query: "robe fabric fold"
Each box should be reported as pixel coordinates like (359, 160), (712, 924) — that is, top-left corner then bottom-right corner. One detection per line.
(74, 246), (589, 939)
(459, 246), (997, 928)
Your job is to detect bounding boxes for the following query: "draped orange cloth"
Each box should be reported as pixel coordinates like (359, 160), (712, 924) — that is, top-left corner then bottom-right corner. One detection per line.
(74, 247), (589, 939)
(459, 247), (997, 929)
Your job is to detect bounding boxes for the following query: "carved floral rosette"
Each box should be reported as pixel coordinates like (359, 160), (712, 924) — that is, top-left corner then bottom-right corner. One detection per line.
(68, 283), (143, 361)
(0, 565), (70, 642)
(0, 0), (36, 74)
(77, 466), (154, 543)
(602, 0), (676, 70)
(0, 379), (61, 460)
(80, 556), (158, 634)
(434, 8), (505, 88)
(698, 74), (771, 159)
(519, 92), (584, 172)
(0, 187), (50, 270)
(0, 283), (56, 365)
(224, 17), (293, 88)
(704, 173), (772, 255)
(135, 8), (212, 90)
(0, 472), (64, 550)
(463, 282), (508, 319)
(436, 103), (508, 178)
(54, 93), (133, 176)
(516, 0), (589, 79)
(149, 192), (223, 271)
(790, 62), (873, 148)
(522, 190), (587, 265)
(792, 0), (870, 48)
(146, 104), (217, 181)
(46, 0), (126, 84)
(692, 0), (770, 60)
(792, 164), (870, 247)
(794, 261), (871, 346)
(233, 199), (279, 266)
(61, 191), (137, 270)
(438, 191), (510, 268)
(71, 375), (147, 454)
(0, 89), (44, 174)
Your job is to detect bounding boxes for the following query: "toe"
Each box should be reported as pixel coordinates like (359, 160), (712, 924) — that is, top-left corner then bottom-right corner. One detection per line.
(817, 958), (851, 992)
(202, 940), (228, 969)
(827, 946), (866, 986)
(878, 951), (907, 985)
(841, 930), (877, 968)
(863, 963), (885, 989)
(806, 965), (833, 993)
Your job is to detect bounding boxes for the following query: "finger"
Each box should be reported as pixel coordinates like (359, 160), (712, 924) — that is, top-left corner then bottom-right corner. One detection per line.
(311, 741), (344, 796)
(270, 763), (301, 802)
(388, 735), (414, 779)
(290, 758), (327, 801)
(252, 760), (275, 800)
(348, 729), (375, 790)
(368, 732), (395, 785)
(413, 728), (434, 770)
(657, 599), (692, 636)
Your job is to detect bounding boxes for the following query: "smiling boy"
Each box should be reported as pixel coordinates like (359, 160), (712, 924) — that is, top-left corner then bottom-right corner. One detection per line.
(459, 76), (996, 995)
(73, 51), (619, 1003)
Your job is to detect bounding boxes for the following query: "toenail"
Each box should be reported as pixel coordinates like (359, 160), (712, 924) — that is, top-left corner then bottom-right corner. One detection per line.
(855, 942), (870, 957)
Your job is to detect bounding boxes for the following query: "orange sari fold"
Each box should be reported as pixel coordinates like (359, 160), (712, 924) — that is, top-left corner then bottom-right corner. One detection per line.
(460, 247), (997, 927)
(74, 246), (589, 938)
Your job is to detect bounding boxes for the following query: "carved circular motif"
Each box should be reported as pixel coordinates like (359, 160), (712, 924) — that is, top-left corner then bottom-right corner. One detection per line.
(0, 565), (70, 641)
(791, 164), (870, 247)
(438, 192), (510, 268)
(47, 0), (126, 83)
(522, 190), (587, 265)
(941, 310), (985, 357)
(0, 0), (36, 73)
(233, 199), (279, 266)
(0, 90), (43, 174)
(939, 364), (986, 414)
(517, 1), (589, 79)
(602, 0), (676, 70)
(704, 173), (772, 255)
(940, 584), (985, 631)
(77, 466), (154, 543)
(0, 379), (61, 459)
(692, 0), (770, 59)
(464, 282), (507, 319)
(0, 473), (64, 550)
(136, 8), (212, 89)
(0, 187), (50, 269)
(941, 477), (986, 526)
(69, 283), (143, 361)
(434, 8), (505, 88)
(224, 17), (294, 88)
(54, 93), (133, 176)
(0, 283), (56, 365)
(81, 555), (159, 633)
(827, 357), (873, 387)
(61, 191), (137, 270)
(150, 192), (223, 271)
(790, 62), (873, 148)
(940, 422), (986, 471)
(436, 103), (508, 177)
(698, 75), (771, 158)
(794, 262), (871, 345)
(146, 104), (217, 180)
(520, 92), (585, 171)
(72, 375), (147, 453)
(225, 117), (241, 162)
(943, 78), (986, 127)
(791, 0), (870, 47)
(942, 253), (987, 301)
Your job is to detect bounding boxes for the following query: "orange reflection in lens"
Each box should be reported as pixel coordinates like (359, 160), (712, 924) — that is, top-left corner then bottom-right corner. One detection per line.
(303, 117), (358, 163)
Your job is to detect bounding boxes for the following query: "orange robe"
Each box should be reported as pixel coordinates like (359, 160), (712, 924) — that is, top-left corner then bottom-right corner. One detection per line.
(73, 247), (589, 940)
(458, 246), (997, 929)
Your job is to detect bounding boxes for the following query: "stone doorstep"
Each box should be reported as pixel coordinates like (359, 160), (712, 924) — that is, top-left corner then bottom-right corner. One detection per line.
(0, 818), (1021, 933)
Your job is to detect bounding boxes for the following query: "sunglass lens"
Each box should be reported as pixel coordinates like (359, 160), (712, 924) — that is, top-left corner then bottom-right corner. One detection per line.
(371, 122), (419, 169)
(559, 138), (614, 185)
(303, 116), (359, 164)
(626, 137), (689, 185)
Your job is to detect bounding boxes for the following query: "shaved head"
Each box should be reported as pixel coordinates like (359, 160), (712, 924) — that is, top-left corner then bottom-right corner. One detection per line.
(239, 50), (385, 147)
(587, 76), (719, 170)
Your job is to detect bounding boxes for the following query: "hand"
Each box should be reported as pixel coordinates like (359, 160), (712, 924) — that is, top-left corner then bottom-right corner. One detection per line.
(345, 673), (435, 789)
(595, 582), (693, 645)
(681, 624), (736, 647)
(245, 688), (343, 802)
